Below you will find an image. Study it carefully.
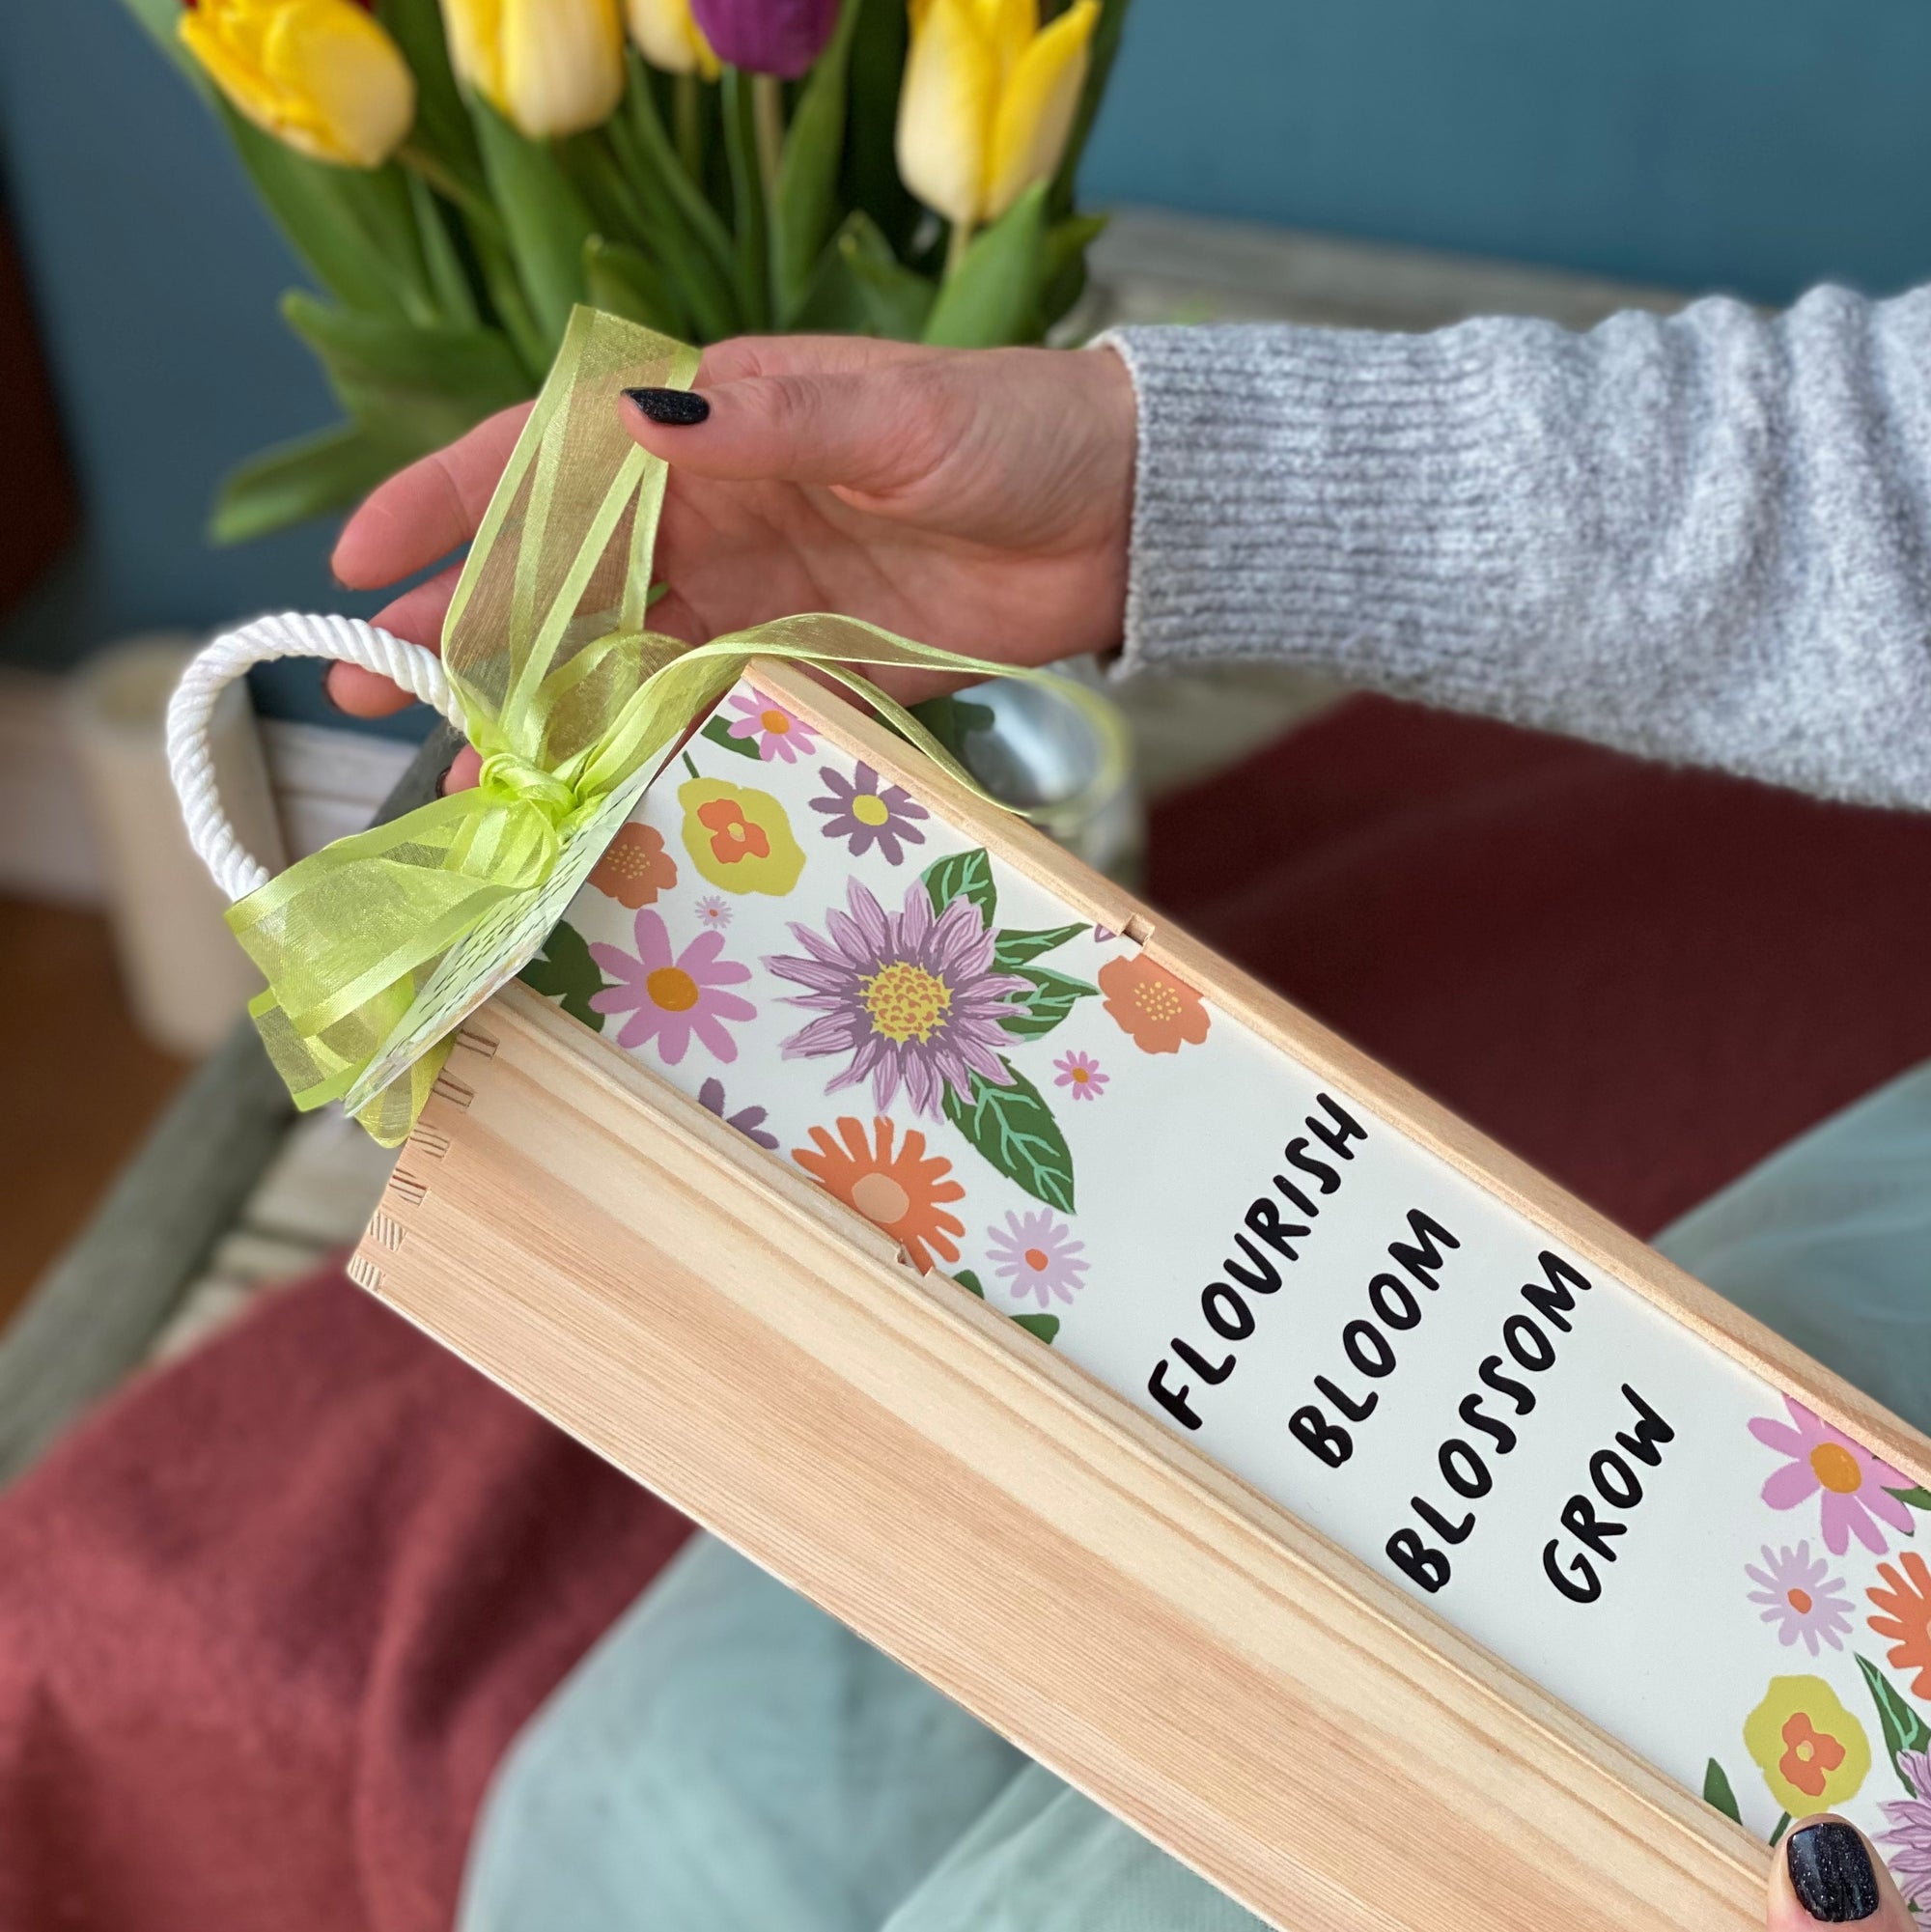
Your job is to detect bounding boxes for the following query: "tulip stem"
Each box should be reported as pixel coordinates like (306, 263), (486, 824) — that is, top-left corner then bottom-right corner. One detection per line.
(673, 73), (704, 185)
(750, 72), (785, 207)
(945, 219), (975, 279)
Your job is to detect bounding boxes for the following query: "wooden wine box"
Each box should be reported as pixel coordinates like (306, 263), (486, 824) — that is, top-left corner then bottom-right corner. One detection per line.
(350, 661), (1931, 1932)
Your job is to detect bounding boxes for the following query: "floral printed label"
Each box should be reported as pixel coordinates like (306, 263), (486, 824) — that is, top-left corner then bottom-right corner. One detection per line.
(524, 678), (1931, 1862)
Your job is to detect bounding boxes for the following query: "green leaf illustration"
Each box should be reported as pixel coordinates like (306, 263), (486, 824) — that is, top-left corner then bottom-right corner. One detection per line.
(999, 966), (1098, 1041)
(953, 1269), (985, 1299)
(1702, 1757), (1742, 1825)
(993, 923), (1088, 970)
(518, 919), (607, 1032)
(1769, 1812), (1792, 1848)
(942, 1058), (1074, 1211)
(1859, 1652), (1931, 1790)
(1012, 1313), (1060, 1345)
(922, 847), (996, 926)
(1891, 1487), (1931, 1512)
(701, 715), (765, 762)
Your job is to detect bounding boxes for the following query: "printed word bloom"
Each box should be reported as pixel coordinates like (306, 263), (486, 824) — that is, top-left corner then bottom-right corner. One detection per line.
(1744, 1543), (1853, 1656)
(768, 877), (1026, 1114)
(589, 822), (678, 908)
(794, 1115), (965, 1272)
(589, 910), (755, 1062)
(1098, 953), (1210, 1055)
(1878, 1750), (1931, 1913)
(986, 1208), (1086, 1308)
(440, 0), (626, 139)
(1742, 1675), (1870, 1816)
(627, 0), (718, 76)
(726, 689), (819, 763)
(181, 0), (416, 168)
(897, 0), (1099, 230)
(1868, 1550), (1931, 1699)
(810, 762), (930, 865)
(679, 777), (804, 895)
(1749, 1395), (1914, 1555)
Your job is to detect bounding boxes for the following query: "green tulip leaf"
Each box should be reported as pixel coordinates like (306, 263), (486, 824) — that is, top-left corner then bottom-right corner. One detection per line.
(1857, 1653), (1931, 1791)
(1047, 0), (1133, 219)
(842, 0), (921, 254)
(1702, 1757), (1742, 1825)
(793, 213), (936, 338)
(922, 848), (996, 925)
(720, 69), (771, 329)
(583, 235), (690, 337)
(376, 0), (484, 180)
(993, 924), (1088, 969)
(923, 182), (1049, 348)
(471, 99), (596, 350)
(210, 424), (410, 546)
(1038, 211), (1109, 334)
(942, 1058), (1075, 1212)
(772, 0), (862, 322)
(519, 920), (609, 1032)
(999, 966), (1098, 1040)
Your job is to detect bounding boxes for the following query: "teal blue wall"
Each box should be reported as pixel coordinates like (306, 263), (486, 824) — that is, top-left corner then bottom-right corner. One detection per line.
(5, 0), (1931, 704)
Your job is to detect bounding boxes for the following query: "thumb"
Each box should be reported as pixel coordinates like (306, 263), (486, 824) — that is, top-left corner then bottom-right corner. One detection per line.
(1772, 1818), (1914, 1931)
(620, 364), (957, 510)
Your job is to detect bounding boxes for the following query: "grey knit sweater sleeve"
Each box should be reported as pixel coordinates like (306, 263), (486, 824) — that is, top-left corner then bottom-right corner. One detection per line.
(1101, 287), (1931, 811)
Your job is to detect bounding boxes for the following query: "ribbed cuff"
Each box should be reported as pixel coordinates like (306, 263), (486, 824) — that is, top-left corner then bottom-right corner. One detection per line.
(1094, 322), (1522, 696)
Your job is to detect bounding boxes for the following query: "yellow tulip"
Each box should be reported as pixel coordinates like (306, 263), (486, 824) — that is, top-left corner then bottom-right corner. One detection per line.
(626, 0), (720, 79)
(440, 0), (627, 140)
(180, 0), (416, 170)
(896, 0), (1098, 232)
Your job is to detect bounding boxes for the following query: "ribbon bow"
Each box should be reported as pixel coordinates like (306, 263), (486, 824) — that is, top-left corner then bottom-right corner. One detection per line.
(227, 308), (1119, 1145)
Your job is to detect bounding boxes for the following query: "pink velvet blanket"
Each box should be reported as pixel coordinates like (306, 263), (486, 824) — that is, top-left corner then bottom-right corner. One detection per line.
(6, 696), (1930, 1929)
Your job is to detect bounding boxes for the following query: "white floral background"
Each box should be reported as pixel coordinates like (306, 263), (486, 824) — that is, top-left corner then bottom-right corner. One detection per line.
(522, 679), (1931, 1871)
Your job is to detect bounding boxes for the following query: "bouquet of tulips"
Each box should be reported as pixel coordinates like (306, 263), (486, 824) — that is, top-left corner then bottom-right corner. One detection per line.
(121, 0), (1130, 542)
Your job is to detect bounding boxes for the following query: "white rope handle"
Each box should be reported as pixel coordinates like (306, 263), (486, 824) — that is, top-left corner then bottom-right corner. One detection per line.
(167, 611), (464, 903)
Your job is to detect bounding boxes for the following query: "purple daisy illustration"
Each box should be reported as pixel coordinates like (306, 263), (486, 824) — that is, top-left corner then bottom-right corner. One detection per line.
(1052, 1049), (1108, 1101)
(1744, 1542), (1854, 1655)
(697, 1076), (779, 1151)
(1879, 1750), (1931, 1911)
(1749, 1394), (1915, 1555)
(765, 877), (1027, 1115)
(725, 688), (818, 763)
(694, 894), (733, 930)
(987, 1209), (1088, 1308)
(809, 761), (930, 864)
(589, 911), (756, 1063)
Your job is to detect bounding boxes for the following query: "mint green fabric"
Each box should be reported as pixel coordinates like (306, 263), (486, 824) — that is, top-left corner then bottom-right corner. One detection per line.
(460, 1057), (1931, 1931)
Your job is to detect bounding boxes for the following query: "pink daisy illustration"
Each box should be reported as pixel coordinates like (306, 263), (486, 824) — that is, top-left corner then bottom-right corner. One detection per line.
(589, 911), (755, 1063)
(694, 894), (733, 930)
(765, 877), (1027, 1115)
(1879, 1750), (1931, 1911)
(987, 1209), (1088, 1308)
(1749, 1395), (1915, 1555)
(726, 688), (818, 763)
(1052, 1050), (1108, 1101)
(1744, 1542), (1854, 1655)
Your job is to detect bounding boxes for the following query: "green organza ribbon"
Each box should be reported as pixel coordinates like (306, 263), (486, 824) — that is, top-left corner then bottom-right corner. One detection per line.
(227, 306), (1122, 1146)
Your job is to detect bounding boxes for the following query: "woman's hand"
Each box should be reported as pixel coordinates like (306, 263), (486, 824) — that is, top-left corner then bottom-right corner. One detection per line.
(326, 334), (1137, 733)
(1773, 1818), (1912, 1932)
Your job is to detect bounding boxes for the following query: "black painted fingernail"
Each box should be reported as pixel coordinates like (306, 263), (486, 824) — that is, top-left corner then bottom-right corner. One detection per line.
(624, 386), (709, 426)
(1788, 1823), (1881, 1922)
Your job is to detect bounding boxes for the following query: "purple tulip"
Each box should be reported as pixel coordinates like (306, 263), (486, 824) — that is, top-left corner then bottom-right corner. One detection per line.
(688, 0), (842, 77)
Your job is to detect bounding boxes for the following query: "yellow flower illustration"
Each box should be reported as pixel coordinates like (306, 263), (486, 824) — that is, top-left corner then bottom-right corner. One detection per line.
(678, 777), (804, 896)
(1743, 1675), (1871, 1816)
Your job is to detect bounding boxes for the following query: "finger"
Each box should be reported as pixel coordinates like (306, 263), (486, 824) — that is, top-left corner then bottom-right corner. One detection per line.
(440, 744), (482, 795)
(322, 561), (463, 715)
(1773, 1818), (1913, 1930)
(621, 360), (957, 505)
(332, 403), (532, 590)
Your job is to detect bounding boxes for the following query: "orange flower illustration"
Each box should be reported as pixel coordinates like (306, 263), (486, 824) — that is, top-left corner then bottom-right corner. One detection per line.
(1098, 953), (1210, 1055)
(698, 797), (771, 863)
(589, 822), (678, 909)
(1869, 1551), (1931, 1699)
(793, 1115), (965, 1274)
